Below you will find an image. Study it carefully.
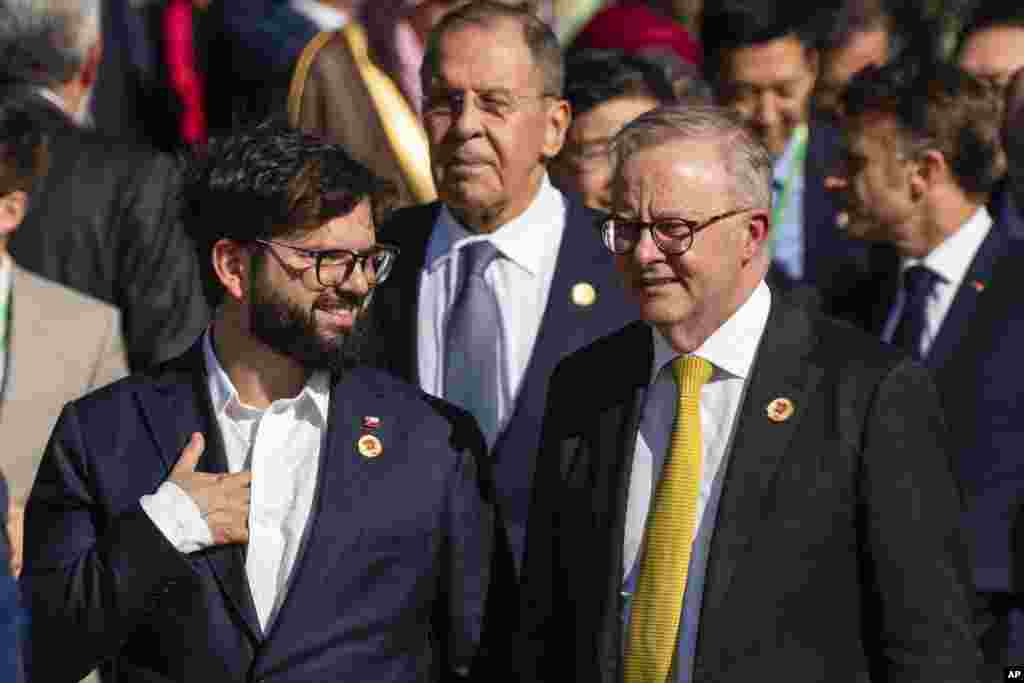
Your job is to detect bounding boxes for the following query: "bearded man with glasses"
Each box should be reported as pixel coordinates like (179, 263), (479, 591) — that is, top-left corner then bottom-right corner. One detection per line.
(519, 105), (981, 683)
(20, 123), (493, 683)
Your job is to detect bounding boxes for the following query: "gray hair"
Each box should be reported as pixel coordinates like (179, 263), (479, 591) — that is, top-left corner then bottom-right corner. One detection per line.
(611, 105), (773, 210)
(421, 1), (564, 98)
(0, 0), (101, 87)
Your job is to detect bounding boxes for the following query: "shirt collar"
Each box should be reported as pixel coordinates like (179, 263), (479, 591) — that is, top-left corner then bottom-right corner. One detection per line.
(202, 328), (330, 422)
(649, 280), (772, 385)
(903, 205), (992, 286)
(426, 173), (565, 277)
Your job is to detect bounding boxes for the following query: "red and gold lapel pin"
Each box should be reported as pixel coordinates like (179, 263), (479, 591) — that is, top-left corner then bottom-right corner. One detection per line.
(766, 397), (795, 423)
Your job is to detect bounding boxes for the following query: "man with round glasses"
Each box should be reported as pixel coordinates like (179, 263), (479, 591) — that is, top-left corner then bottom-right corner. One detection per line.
(21, 123), (493, 682)
(520, 105), (980, 682)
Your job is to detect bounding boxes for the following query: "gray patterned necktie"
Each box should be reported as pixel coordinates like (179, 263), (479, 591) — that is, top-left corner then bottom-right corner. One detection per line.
(445, 241), (502, 448)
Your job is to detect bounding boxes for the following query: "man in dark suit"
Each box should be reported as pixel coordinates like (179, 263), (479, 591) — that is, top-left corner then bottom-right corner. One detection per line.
(370, 1), (635, 572)
(519, 105), (981, 682)
(0, 0), (208, 371)
(20, 125), (492, 682)
(700, 1), (870, 297)
(828, 60), (1024, 676)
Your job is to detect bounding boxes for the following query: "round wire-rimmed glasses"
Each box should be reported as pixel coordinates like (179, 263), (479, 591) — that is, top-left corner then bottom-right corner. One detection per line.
(597, 207), (755, 255)
(251, 239), (400, 288)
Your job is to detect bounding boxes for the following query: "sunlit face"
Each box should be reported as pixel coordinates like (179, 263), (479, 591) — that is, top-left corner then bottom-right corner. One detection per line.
(550, 95), (659, 211)
(610, 138), (759, 344)
(247, 200), (376, 373)
(829, 113), (918, 248)
(423, 17), (569, 231)
(715, 34), (817, 156)
(959, 26), (1024, 93)
(815, 28), (889, 120)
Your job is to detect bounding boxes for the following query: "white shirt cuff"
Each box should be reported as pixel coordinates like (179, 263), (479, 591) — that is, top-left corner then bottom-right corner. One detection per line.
(140, 481), (214, 553)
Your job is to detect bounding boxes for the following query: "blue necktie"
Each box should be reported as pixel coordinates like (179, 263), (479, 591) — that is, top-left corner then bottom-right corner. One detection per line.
(445, 241), (502, 447)
(892, 264), (938, 359)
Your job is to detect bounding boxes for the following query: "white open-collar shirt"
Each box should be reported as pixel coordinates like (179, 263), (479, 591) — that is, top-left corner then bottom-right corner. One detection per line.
(141, 329), (330, 632)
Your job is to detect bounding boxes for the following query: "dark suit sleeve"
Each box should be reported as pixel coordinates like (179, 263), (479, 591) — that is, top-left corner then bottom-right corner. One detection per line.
(517, 362), (570, 683)
(425, 398), (494, 681)
(20, 404), (199, 682)
(858, 358), (982, 681)
(116, 152), (208, 369)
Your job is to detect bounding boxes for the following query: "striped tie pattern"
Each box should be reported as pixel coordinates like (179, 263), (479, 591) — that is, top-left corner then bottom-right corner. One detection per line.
(624, 355), (713, 683)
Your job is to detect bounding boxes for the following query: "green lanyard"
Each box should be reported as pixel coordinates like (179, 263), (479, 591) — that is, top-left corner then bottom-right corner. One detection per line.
(770, 124), (809, 251)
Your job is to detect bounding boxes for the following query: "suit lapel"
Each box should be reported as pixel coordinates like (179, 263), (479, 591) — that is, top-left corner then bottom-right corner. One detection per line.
(375, 202), (440, 385)
(256, 369), (388, 662)
(591, 323), (652, 678)
(927, 226), (1007, 370)
(136, 341), (263, 643)
(699, 300), (823, 629)
(2, 267), (55, 423)
(493, 200), (606, 459)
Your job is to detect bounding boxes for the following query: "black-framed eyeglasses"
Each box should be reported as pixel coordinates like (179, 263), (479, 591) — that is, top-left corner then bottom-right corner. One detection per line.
(597, 208), (754, 256)
(250, 239), (400, 288)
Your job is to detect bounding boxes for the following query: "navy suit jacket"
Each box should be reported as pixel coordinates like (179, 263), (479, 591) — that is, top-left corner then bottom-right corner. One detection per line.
(832, 213), (1024, 595)
(370, 198), (636, 571)
(20, 342), (492, 683)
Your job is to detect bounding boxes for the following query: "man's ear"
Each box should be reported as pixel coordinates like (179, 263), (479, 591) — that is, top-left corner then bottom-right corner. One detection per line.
(909, 148), (947, 200)
(0, 191), (28, 238)
(742, 209), (771, 262)
(541, 98), (571, 161)
(211, 239), (250, 303)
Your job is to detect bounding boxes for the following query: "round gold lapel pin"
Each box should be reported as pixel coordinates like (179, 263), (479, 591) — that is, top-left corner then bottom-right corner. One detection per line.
(357, 434), (383, 459)
(766, 397), (795, 422)
(571, 282), (597, 307)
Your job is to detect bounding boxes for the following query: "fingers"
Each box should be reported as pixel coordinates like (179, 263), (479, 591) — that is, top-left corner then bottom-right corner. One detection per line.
(171, 432), (205, 475)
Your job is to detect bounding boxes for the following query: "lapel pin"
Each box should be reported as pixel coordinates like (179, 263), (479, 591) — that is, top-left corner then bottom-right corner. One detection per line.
(571, 282), (597, 307)
(357, 434), (383, 459)
(970, 279), (986, 293)
(362, 416), (381, 430)
(766, 397), (795, 423)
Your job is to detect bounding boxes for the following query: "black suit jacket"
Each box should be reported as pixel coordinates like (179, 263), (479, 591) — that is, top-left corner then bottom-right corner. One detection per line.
(21, 342), (492, 682)
(9, 93), (208, 371)
(519, 298), (980, 682)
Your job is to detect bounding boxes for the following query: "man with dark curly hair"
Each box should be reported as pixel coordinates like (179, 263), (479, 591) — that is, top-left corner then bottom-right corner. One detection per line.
(20, 123), (493, 683)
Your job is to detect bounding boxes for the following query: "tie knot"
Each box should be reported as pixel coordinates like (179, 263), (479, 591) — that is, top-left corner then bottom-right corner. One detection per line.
(903, 264), (938, 298)
(459, 240), (501, 278)
(671, 355), (713, 395)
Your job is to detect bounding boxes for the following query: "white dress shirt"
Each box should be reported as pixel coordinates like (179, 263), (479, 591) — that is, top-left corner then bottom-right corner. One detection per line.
(882, 206), (992, 357)
(0, 253), (11, 393)
(417, 175), (567, 434)
(623, 281), (772, 577)
(140, 330), (330, 631)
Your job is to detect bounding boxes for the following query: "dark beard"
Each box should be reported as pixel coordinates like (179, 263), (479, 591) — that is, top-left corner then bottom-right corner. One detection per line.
(249, 277), (371, 376)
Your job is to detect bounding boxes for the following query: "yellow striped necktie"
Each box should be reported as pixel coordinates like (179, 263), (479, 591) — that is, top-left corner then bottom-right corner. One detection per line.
(624, 355), (713, 683)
